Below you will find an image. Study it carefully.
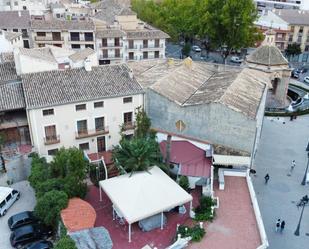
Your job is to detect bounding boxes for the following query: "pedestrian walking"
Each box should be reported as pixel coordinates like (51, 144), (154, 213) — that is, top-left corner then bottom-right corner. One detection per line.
(264, 173), (270, 184)
(291, 160), (296, 171)
(276, 219), (281, 232)
(280, 220), (285, 233)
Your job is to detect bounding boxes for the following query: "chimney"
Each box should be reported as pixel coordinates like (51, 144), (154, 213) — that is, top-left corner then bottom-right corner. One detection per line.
(128, 68), (133, 79)
(18, 11), (21, 17)
(84, 58), (92, 71)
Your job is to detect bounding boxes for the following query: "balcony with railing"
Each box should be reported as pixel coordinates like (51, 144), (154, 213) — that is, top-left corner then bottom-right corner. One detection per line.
(122, 122), (136, 131)
(140, 44), (164, 50)
(100, 54), (123, 60)
(125, 44), (139, 50)
(75, 127), (109, 139)
(35, 36), (64, 42)
(100, 42), (123, 48)
(44, 135), (60, 145)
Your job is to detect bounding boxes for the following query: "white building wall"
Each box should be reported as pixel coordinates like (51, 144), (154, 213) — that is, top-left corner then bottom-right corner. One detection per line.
(28, 94), (144, 156)
(0, 33), (23, 53)
(15, 54), (58, 75)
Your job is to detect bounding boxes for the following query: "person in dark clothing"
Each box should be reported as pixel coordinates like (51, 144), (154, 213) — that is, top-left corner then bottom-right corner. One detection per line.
(276, 219), (281, 232)
(264, 174), (270, 184)
(280, 220), (285, 233)
(0, 154), (6, 173)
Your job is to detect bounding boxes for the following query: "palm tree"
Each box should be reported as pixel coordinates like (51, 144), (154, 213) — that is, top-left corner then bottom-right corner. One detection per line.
(112, 137), (164, 176)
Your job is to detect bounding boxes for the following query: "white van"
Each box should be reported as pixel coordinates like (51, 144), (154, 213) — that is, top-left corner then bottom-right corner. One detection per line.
(0, 187), (20, 217)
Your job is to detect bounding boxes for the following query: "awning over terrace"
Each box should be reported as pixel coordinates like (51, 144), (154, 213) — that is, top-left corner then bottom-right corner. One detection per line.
(212, 154), (251, 166)
(99, 166), (193, 242)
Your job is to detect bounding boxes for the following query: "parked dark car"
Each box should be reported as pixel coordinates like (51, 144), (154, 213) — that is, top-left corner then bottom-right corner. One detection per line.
(292, 69), (300, 78)
(23, 240), (53, 249)
(10, 224), (53, 249)
(8, 211), (38, 230)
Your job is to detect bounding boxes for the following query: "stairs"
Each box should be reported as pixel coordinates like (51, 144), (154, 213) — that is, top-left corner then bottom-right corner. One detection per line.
(107, 163), (119, 178)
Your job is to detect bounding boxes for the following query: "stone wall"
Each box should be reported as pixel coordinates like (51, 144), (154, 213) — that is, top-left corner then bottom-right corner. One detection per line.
(146, 89), (257, 153)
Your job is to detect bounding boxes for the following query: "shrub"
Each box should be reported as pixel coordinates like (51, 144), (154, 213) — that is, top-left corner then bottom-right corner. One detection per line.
(177, 225), (205, 242)
(34, 190), (68, 228)
(35, 178), (65, 198)
(182, 43), (191, 57)
(54, 236), (77, 249)
(178, 176), (189, 192)
(194, 196), (215, 222)
(28, 154), (49, 191)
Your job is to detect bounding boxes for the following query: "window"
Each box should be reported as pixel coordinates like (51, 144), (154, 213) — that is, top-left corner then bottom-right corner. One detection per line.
(143, 40), (148, 48)
(0, 200), (5, 208)
(77, 120), (88, 135)
(124, 112), (133, 124)
(79, 142), (89, 150)
(71, 44), (81, 49)
(129, 40), (134, 49)
(23, 6), (26, 10)
(13, 29), (18, 32)
(305, 45), (309, 52)
(75, 104), (86, 111)
(95, 117), (105, 131)
(155, 51), (160, 58)
(123, 97), (132, 103)
(102, 38), (107, 47)
(155, 39), (160, 47)
(129, 52), (134, 60)
(115, 37), (120, 46)
(84, 32), (93, 41)
(103, 49), (108, 58)
(42, 108), (54, 116)
(299, 26), (304, 33)
(48, 149), (58, 156)
(44, 125), (57, 141)
(37, 32), (46, 37)
(94, 101), (104, 108)
(6, 194), (12, 202)
(21, 29), (27, 37)
(115, 48), (120, 58)
(70, 32), (80, 41)
(14, 1), (18, 5)
(290, 26), (295, 32)
(302, 54), (308, 62)
(85, 44), (94, 49)
(143, 51), (148, 59)
(52, 32), (61, 41)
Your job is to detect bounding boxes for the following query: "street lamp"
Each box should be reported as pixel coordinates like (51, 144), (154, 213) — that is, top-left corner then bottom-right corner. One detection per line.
(301, 152), (309, 186)
(294, 195), (309, 236)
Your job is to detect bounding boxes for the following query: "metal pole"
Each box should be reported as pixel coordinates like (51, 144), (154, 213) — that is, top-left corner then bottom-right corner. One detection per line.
(161, 212), (164, 230)
(301, 153), (309, 186)
(99, 185), (102, 202)
(129, 224), (131, 243)
(294, 203), (305, 236)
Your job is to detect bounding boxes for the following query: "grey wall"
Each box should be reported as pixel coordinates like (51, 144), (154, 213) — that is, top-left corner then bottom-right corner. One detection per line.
(146, 89), (258, 153)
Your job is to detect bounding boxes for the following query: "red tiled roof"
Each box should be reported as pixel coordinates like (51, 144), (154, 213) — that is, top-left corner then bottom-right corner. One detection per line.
(160, 140), (211, 178)
(61, 198), (96, 233)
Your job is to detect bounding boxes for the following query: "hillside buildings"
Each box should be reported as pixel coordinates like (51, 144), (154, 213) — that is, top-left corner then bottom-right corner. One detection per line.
(255, 0), (309, 13)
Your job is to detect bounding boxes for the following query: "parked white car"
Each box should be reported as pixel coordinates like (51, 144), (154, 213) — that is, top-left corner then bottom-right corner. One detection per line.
(0, 187), (20, 216)
(230, 56), (243, 63)
(192, 45), (201, 52)
(304, 76), (309, 83)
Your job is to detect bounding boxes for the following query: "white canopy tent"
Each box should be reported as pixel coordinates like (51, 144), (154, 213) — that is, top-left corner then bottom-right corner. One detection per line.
(99, 166), (193, 242)
(212, 154), (251, 166)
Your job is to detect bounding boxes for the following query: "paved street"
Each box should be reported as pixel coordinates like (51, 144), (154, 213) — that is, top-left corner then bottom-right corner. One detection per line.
(252, 115), (309, 249)
(0, 181), (36, 249)
(165, 42), (244, 66)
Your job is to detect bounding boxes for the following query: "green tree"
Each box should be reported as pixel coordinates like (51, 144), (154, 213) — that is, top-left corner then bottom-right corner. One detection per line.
(54, 236), (77, 249)
(28, 154), (49, 190)
(182, 43), (191, 57)
(200, 0), (263, 63)
(112, 137), (163, 176)
(50, 147), (87, 198)
(34, 190), (68, 228)
(285, 43), (301, 59)
(134, 106), (151, 139)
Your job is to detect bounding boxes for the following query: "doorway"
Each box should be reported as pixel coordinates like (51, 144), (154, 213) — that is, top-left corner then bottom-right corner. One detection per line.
(97, 136), (106, 152)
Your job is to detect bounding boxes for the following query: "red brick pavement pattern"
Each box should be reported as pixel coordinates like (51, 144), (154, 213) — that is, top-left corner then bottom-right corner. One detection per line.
(85, 185), (201, 249)
(188, 177), (261, 249)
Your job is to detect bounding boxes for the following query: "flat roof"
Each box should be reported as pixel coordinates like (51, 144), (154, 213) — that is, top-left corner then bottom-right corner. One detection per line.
(99, 166), (192, 224)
